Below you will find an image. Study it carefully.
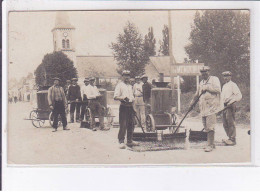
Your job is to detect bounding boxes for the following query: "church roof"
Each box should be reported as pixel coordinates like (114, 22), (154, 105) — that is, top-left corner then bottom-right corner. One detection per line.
(76, 56), (119, 78)
(53, 11), (75, 30)
(76, 55), (170, 79)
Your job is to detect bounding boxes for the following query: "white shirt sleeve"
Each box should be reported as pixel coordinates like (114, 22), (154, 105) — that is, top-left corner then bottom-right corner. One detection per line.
(114, 83), (121, 99)
(230, 83), (242, 103)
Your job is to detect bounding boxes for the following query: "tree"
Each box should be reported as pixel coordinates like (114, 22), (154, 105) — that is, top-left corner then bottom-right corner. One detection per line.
(110, 21), (149, 77)
(185, 10), (250, 85)
(144, 27), (156, 56)
(35, 51), (78, 87)
(159, 25), (169, 56)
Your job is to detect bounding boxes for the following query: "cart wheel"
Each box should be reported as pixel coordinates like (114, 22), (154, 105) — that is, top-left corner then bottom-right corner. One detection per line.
(85, 108), (93, 128)
(49, 112), (62, 128)
(106, 107), (114, 127)
(30, 110), (45, 128)
(146, 114), (155, 132)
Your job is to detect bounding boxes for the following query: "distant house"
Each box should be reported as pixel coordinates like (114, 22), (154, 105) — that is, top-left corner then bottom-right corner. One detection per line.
(76, 55), (182, 87)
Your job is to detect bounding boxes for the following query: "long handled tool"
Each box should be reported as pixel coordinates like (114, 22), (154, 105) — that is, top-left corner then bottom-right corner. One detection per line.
(173, 91), (205, 134)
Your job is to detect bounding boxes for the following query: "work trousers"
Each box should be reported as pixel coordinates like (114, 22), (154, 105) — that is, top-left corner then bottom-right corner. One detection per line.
(52, 101), (67, 129)
(202, 114), (217, 132)
(118, 104), (135, 143)
(70, 102), (81, 121)
(144, 98), (151, 116)
(134, 96), (145, 127)
(223, 103), (236, 141)
(80, 101), (88, 121)
(89, 100), (105, 129)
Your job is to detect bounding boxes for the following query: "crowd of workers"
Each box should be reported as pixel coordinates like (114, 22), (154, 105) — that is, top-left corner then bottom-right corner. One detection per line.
(46, 66), (242, 151)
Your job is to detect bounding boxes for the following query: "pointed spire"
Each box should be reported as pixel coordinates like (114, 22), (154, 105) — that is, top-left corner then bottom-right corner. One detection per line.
(54, 11), (75, 29)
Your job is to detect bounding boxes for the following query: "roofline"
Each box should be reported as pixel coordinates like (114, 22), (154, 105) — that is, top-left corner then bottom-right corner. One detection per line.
(76, 55), (114, 58)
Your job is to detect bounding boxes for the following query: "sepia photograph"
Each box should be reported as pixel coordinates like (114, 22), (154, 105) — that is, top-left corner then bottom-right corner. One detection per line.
(7, 9), (250, 165)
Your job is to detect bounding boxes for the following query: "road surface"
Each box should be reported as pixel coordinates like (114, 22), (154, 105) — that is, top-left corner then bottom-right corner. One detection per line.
(7, 101), (251, 165)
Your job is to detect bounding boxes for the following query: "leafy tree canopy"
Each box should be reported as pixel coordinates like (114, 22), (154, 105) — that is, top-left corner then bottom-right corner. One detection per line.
(34, 51), (78, 87)
(110, 21), (149, 77)
(185, 10), (250, 85)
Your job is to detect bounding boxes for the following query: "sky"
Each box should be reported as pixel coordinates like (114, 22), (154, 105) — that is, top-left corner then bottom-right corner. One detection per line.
(8, 10), (196, 80)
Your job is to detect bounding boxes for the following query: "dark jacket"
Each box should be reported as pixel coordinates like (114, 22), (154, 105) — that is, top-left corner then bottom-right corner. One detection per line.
(67, 84), (81, 101)
(142, 82), (152, 103)
(48, 85), (67, 107)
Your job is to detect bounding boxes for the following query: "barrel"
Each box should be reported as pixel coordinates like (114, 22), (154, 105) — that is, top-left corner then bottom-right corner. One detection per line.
(98, 88), (107, 108)
(151, 88), (172, 114)
(36, 90), (50, 120)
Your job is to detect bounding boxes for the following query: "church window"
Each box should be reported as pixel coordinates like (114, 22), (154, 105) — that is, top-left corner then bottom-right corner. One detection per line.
(66, 39), (70, 48)
(62, 39), (66, 48)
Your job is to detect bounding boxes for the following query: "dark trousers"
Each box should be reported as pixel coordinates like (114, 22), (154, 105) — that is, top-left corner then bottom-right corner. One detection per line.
(223, 103), (236, 141)
(70, 102), (81, 121)
(118, 104), (135, 143)
(80, 102), (88, 120)
(53, 101), (67, 129)
(89, 100), (104, 129)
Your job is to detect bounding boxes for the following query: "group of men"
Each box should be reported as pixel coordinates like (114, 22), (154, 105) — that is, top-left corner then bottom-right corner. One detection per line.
(190, 66), (242, 152)
(47, 66), (242, 151)
(47, 76), (108, 132)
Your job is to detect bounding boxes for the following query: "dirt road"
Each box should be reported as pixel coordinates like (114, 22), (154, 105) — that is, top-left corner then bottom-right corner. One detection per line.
(7, 102), (251, 165)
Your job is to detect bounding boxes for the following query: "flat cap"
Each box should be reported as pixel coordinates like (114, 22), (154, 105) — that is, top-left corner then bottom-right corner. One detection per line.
(122, 70), (131, 76)
(141, 74), (148, 79)
(89, 77), (95, 81)
(200, 66), (210, 72)
(53, 77), (61, 81)
(71, 78), (78, 81)
(135, 76), (141, 79)
(222, 71), (232, 76)
(84, 78), (89, 82)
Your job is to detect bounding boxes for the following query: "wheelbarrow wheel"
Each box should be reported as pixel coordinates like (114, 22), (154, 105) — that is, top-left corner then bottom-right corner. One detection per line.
(146, 114), (155, 132)
(49, 112), (62, 128)
(106, 107), (114, 127)
(85, 108), (93, 128)
(30, 110), (45, 128)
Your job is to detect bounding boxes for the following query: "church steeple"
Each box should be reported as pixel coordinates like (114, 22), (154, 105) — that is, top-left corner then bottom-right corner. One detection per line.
(52, 11), (76, 65)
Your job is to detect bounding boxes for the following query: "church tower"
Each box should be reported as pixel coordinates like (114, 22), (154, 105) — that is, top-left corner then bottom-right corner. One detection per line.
(52, 12), (76, 67)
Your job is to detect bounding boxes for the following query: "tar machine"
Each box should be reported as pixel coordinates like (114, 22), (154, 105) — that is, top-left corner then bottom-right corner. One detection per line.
(133, 75), (187, 142)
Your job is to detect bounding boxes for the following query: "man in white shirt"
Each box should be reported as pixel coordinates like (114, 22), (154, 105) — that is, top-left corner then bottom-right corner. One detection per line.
(190, 66), (221, 152)
(86, 77), (109, 131)
(80, 78), (89, 121)
(133, 76), (145, 128)
(221, 71), (242, 146)
(114, 70), (139, 149)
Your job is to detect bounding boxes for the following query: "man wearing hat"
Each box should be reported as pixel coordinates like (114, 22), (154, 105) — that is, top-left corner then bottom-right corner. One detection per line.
(133, 76), (145, 127)
(67, 78), (82, 123)
(189, 66), (221, 152)
(80, 78), (90, 121)
(114, 70), (139, 149)
(85, 77), (109, 131)
(141, 74), (152, 115)
(48, 77), (70, 132)
(221, 71), (242, 146)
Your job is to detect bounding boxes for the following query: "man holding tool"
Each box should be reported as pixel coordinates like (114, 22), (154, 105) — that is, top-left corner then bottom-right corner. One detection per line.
(114, 70), (139, 149)
(48, 77), (70, 132)
(221, 71), (242, 146)
(67, 78), (81, 123)
(190, 66), (221, 152)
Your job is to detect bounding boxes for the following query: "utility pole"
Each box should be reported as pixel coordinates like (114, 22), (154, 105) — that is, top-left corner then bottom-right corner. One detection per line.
(168, 10), (178, 110)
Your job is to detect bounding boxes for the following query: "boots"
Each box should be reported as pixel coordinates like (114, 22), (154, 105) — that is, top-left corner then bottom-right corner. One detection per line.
(205, 130), (215, 152)
(70, 113), (74, 123)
